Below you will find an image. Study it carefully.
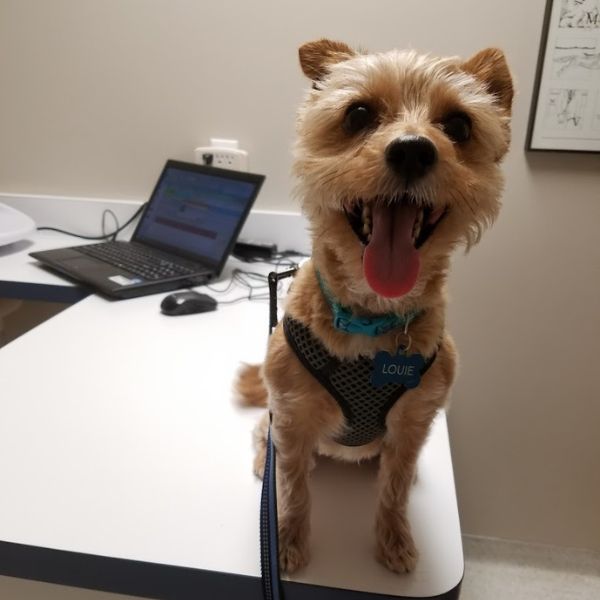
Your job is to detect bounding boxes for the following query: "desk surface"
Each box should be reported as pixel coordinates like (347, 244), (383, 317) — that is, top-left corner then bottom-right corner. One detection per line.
(0, 229), (463, 599)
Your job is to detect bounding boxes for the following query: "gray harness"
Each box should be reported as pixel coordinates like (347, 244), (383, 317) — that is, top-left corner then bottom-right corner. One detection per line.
(283, 316), (437, 447)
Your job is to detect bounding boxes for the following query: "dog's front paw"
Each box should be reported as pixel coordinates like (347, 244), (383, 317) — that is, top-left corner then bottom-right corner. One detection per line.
(375, 516), (418, 573)
(278, 522), (310, 573)
(253, 446), (266, 480)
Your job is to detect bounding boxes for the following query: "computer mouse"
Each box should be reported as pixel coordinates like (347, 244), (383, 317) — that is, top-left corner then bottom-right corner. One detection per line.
(160, 291), (217, 316)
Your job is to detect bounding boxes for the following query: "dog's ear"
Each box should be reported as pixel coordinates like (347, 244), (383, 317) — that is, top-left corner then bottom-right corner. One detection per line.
(462, 48), (514, 115)
(299, 39), (356, 83)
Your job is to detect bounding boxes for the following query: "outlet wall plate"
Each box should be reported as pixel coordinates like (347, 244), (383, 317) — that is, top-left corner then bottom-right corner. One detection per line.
(194, 146), (248, 171)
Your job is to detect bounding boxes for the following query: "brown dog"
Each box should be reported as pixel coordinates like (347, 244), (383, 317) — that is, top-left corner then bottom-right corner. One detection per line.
(237, 39), (513, 574)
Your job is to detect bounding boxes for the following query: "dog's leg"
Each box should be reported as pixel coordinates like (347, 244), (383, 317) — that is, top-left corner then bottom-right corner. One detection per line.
(374, 406), (437, 573)
(252, 411), (270, 479)
(271, 409), (315, 573)
(375, 337), (456, 573)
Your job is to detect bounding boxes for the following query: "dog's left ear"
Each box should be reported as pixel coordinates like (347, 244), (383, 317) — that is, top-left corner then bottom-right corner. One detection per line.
(462, 48), (514, 115)
(299, 39), (356, 83)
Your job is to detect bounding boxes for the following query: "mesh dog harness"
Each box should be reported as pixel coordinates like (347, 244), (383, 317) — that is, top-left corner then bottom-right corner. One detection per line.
(283, 316), (437, 447)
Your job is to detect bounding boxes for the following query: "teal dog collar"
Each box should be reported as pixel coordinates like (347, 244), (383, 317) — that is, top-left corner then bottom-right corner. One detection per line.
(316, 271), (421, 337)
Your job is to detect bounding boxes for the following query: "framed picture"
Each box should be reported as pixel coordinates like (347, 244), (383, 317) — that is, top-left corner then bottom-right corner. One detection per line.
(527, 0), (600, 152)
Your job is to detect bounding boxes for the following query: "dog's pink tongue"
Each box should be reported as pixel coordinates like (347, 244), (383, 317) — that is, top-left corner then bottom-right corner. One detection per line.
(363, 203), (420, 298)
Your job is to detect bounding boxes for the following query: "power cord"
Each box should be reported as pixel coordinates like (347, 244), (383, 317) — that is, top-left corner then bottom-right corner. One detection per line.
(207, 269), (274, 306)
(207, 253), (306, 307)
(37, 202), (147, 241)
(101, 208), (120, 241)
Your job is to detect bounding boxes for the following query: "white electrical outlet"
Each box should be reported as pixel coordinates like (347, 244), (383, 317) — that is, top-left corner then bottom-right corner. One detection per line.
(194, 138), (248, 171)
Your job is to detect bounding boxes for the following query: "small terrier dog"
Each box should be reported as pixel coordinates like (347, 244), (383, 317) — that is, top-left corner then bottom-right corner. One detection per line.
(237, 39), (513, 574)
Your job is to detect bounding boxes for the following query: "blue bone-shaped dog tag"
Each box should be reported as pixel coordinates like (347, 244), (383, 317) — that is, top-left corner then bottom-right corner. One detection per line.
(372, 351), (425, 388)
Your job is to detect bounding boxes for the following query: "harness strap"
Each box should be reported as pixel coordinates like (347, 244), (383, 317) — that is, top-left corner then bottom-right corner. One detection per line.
(282, 316), (348, 419)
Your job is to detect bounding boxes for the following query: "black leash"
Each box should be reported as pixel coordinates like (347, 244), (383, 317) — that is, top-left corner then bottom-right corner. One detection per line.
(260, 424), (281, 600)
(260, 269), (298, 600)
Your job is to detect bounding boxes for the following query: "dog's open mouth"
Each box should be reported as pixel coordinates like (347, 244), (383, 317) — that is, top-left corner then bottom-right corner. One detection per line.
(344, 195), (447, 298)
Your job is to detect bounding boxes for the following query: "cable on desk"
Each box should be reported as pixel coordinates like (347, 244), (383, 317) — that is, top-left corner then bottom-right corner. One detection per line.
(37, 202), (147, 241)
(101, 209), (120, 241)
(217, 293), (271, 305)
(236, 251), (309, 269)
(207, 269), (270, 305)
(207, 256), (305, 307)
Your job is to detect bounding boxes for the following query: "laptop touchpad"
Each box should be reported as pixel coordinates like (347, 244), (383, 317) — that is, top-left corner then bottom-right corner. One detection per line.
(61, 256), (105, 272)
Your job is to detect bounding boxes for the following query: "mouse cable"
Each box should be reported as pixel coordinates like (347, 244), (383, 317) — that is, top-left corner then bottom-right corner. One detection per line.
(37, 202), (147, 241)
(216, 293), (271, 305)
(206, 267), (293, 307)
(237, 251), (308, 269)
(207, 268), (272, 294)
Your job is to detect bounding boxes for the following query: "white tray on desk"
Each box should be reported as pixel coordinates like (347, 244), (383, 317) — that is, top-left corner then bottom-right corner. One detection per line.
(0, 203), (36, 247)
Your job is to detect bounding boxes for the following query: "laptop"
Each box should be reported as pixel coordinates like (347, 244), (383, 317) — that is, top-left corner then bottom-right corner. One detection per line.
(30, 160), (265, 299)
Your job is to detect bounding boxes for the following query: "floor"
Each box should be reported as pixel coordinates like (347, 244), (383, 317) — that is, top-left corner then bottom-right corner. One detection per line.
(0, 299), (68, 348)
(0, 536), (598, 598)
(461, 536), (600, 600)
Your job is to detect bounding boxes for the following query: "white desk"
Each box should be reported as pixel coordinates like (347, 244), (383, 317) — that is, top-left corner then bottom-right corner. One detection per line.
(0, 220), (463, 599)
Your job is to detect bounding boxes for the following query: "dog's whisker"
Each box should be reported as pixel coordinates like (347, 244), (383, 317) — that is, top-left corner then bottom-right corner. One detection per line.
(316, 166), (360, 192)
(454, 188), (477, 221)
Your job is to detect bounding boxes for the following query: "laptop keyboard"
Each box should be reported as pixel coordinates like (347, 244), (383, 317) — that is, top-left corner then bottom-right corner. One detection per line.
(77, 242), (199, 280)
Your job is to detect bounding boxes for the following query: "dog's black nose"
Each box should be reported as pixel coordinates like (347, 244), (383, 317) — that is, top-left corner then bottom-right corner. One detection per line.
(385, 136), (438, 180)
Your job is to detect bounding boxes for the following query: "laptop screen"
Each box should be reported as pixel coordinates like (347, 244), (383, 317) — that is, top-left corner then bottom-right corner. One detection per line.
(133, 161), (264, 271)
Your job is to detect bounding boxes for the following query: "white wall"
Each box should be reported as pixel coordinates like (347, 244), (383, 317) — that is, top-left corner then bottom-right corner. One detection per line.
(1, 0), (599, 551)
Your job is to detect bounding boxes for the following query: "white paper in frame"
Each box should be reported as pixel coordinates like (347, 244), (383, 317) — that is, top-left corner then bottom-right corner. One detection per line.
(527, 0), (600, 153)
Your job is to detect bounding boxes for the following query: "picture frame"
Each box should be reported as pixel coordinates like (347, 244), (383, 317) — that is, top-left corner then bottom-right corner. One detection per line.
(527, 0), (600, 153)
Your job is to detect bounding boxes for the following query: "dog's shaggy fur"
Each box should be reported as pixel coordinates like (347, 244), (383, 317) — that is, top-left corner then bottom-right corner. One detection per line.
(237, 39), (513, 574)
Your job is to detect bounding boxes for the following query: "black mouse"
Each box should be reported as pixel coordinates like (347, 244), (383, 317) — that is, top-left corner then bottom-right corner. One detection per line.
(160, 291), (217, 316)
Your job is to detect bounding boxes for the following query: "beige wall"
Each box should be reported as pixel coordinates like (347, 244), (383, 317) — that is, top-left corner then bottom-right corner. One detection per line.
(1, 0), (599, 551)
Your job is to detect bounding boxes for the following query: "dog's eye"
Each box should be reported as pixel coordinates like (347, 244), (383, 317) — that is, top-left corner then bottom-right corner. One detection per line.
(343, 103), (376, 134)
(441, 112), (472, 143)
